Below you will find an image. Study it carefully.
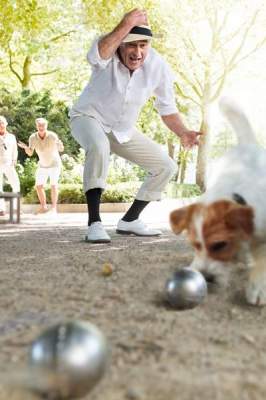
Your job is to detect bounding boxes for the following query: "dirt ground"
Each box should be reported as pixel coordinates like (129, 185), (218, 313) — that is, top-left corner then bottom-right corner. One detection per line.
(0, 213), (266, 400)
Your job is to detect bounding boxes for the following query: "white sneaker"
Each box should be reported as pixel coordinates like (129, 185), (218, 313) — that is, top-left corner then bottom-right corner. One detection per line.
(47, 208), (57, 215)
(116, 219), (162, 236)
(85, 222), (111, 243)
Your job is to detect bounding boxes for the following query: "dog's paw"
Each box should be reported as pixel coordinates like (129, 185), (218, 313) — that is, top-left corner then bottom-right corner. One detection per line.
(246, 277), (266, 306)
(190, 258), (229, 289)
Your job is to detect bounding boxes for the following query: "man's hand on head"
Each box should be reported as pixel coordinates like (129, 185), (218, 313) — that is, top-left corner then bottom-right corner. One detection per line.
(179, 130), (202, 150)
(122, 8), (148, 29)
(98, 8), (148, 61)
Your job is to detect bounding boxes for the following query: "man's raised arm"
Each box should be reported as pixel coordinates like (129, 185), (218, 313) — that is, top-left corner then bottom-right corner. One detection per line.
(98, 8), (148, 60)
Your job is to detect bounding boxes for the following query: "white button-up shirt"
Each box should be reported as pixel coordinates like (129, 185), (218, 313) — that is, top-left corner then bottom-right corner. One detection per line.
(0, 132), (18, 167)
(70, 39), (178, 143)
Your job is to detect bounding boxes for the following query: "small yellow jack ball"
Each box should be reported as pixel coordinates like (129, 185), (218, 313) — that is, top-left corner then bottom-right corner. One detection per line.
(101, 263), (114, 276)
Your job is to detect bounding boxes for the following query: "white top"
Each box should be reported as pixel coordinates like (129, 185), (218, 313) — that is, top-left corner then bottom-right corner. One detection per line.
(29, 131), (63, 168)
(70, 39), (178, 143)
(0, 132), (18, 167)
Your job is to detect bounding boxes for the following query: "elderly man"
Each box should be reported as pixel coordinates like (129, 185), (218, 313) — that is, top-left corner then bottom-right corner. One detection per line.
(0, 116), (20, 216)
(70, 8), (201, 243)
(18, 118), (64, 214)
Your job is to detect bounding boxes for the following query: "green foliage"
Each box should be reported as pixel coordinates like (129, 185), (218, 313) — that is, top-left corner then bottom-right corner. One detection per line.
(24, 181), (140, 204)
(137, 98), (189, 145)
(102, 182), (141, 203)
(24, 183), (85, 204)
(0, 0), (74, 55)
(58, 184), (85, 203)
(0, 0), (85, 92)
(0, 1), (53, 51)
(0, 89), (79, 162)
(16, 158), (38, 196)
(82, 0), (162, 34)
(23, 180), (200, 203)
(107, 155), (146, 184)
(166, 182), (202, 198)
(60, 153), (83, 185)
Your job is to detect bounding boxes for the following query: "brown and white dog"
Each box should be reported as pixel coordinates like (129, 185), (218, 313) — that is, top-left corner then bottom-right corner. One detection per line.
(170, 99), (266, 305)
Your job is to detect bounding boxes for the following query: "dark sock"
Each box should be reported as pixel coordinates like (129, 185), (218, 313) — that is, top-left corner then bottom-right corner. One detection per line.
(85, 188), (102, 226)
(122, 199), (149, 222)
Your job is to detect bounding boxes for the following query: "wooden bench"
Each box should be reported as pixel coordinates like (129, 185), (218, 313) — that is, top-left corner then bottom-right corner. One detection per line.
(0, 192), (21, 223)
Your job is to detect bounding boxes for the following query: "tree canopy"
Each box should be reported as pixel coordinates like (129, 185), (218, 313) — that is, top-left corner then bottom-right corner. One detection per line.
(1, 0), (266, 185)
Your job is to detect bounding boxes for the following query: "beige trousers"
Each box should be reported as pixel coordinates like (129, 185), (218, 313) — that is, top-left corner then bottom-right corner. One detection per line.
(70, 115), (177, 201)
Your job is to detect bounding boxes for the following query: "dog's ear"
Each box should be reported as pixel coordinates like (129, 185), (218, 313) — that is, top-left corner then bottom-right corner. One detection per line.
(225, 205), (254, 238)
(170, 204), (202, 235)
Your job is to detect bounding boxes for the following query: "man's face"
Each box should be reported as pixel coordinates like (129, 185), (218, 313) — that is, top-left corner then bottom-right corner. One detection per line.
(36, 122), (47, 135)
(119, 40), (150, 71)
(0, 121), (7, 135)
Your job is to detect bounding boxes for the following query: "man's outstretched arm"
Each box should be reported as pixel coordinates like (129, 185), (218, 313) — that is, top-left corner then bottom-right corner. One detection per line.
(17, 141), (34, 157)
(162, 113), (202, 150)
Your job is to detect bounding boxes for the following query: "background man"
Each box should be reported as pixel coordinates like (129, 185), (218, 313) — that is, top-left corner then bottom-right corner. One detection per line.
(70, 8), (201, 243)
(18, 118), (64, 214)
(0, 116), (20, 217)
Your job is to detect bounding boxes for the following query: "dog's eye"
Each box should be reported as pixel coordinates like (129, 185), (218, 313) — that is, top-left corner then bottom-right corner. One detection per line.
(209, 241), (228, 252)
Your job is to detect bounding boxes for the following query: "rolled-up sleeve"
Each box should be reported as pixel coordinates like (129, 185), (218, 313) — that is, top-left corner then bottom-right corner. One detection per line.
(154, 63), (178, 116)
(87, 38), (112, 69)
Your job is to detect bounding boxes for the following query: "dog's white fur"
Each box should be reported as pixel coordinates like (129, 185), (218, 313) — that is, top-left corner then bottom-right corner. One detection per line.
(171, 98), (266, 305)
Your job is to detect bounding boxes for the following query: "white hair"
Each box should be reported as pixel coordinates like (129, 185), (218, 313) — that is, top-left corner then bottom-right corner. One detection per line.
(35, 117), (48, 126)
(0, 116), (8, 126)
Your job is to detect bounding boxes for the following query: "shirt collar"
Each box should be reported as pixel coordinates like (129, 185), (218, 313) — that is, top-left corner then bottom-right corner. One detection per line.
(36, 131), (48, 140)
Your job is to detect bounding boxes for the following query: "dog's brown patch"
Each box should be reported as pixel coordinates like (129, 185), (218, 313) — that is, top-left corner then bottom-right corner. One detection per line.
(169, 203), (203, 235)
(170, 200), (254, 262)
(203, 201), (254, 261)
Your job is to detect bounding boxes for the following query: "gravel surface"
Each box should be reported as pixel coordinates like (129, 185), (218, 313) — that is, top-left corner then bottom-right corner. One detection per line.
(0, 213), (266, 400)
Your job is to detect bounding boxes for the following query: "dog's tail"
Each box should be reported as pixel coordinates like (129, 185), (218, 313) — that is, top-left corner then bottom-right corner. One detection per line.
(219, 97), (257, 145)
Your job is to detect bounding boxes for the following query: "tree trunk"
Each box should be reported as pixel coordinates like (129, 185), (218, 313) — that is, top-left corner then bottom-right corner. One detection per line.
(196, 111), (210, 191)
(168, 138), (180, 182)
(180, 158), (187, 184)
(21, 56), (32, 89)
(174, 143), (184, 183)
(167, 138), (175, 159)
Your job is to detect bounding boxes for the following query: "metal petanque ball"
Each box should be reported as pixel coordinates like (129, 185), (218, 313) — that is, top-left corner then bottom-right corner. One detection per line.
(165, 268), (207, 310)
(28, 320), (109, 399)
